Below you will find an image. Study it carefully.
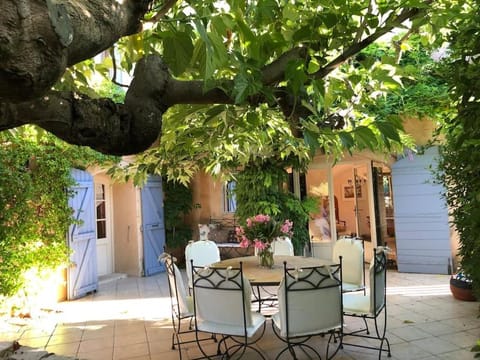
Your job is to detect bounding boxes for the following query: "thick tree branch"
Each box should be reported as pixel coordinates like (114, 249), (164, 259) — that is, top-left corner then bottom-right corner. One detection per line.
(0, 93), (141, 155)
(0, 55), (172, 155)
(261, 47), (309, 85)
(65, 0), (152, 66)
(0, 54), (233, 155)
(0, 0), (152, 103)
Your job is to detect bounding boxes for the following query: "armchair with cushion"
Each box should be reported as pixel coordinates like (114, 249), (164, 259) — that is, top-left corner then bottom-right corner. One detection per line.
(191, 262), (267, 359)
(272, 237), (294, 256)
(332, 236), (365, 294)
(272, 261), (343, 359)
(185, 239), (221, 290)
(159, 253), (214, 360)
(342, 247), (391, 359)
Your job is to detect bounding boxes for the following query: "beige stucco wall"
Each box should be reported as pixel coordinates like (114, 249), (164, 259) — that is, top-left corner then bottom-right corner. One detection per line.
(189, 171), (213, 224)
(402, 116), (440, 146)
(188, 171), (235, 239)
(112, 182), (143, 276)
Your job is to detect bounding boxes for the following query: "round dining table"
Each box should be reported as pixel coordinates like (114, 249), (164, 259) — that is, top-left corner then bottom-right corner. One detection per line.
(211, 255), (334, 286)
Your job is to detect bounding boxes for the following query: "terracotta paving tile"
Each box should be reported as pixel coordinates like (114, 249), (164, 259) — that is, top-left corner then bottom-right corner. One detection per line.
(1, 269), (477, 360)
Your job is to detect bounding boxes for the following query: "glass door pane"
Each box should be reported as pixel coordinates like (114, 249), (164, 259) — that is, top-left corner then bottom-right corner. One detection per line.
(353, 165), (371, 241)
(305, 169), (331, 242)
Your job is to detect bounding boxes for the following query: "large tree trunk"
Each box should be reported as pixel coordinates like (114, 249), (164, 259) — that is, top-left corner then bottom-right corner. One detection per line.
(0, 0), (428, 155)
(0, 0), (150, 102)
(0, 55), (233, 155)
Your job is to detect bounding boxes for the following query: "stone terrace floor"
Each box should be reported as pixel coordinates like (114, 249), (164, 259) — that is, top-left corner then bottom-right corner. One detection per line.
(0, 269), (479, 360)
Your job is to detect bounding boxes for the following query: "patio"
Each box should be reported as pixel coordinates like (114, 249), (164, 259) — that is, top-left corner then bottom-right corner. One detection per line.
(0, 269), (478, 360)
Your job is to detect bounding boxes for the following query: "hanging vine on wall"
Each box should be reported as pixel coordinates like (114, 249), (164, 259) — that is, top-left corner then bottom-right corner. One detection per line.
(0, 126), (117, 299)
(234, 160), (318, 255)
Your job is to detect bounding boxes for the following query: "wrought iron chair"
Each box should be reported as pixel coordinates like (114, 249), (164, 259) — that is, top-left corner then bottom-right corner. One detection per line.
(159, 253), (215, 360)
(185, 239), (221, 290)
(272, 261), (343, 359)
(191, 261), (267, 359)
(332, 236), (366, 294)
(342, 247), (392, 359)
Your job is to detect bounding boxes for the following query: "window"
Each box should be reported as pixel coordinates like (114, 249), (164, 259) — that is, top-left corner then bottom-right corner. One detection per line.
(224, 180), (237, 213)
(95, 183), (106, 239)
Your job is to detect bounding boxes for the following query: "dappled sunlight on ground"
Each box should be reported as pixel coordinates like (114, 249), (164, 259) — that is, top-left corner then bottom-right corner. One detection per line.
(56, 296), (172, 323)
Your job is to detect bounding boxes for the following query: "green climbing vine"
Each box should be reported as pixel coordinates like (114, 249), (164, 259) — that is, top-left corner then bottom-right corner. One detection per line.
(234, 160), (318, 255)
(0, 126), (117, 301)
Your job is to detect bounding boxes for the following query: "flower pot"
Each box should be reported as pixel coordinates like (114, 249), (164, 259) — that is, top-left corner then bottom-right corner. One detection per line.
(450, 276), (476, 301)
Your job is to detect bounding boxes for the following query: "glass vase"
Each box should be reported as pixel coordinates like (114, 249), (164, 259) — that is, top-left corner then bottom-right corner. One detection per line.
(258, 247), (274, 268)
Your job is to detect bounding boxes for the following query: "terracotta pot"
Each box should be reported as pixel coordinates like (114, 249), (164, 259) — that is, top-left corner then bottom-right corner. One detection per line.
(450, 277), (476, 301)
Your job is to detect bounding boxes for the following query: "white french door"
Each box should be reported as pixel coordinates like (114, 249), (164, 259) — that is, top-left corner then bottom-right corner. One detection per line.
(95, 182), (113, 276)
(353, 165), (371, 240)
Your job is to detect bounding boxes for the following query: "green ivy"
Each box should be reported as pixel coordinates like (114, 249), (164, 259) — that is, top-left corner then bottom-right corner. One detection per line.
(0, 126), (117, 298)
(434, 6), (480, 299)
(162, 177), (193, 250)
(363, 37), (450, 122)
(234, 160), (318, 254)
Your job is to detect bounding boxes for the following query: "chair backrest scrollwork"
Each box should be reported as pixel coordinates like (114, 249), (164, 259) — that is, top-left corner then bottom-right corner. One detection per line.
(277, 261), (343, 338)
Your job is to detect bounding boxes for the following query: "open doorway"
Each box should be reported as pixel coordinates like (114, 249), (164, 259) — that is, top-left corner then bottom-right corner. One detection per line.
(304, 159), (397, 264)
(372, 165), (397, 268)
(331, 164), (371, 240)
(94, 181), (113, 277)
(331, 161), (397, 265)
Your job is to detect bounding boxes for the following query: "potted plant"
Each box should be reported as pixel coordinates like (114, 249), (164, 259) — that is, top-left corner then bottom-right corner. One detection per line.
(450, 268), (476, 301)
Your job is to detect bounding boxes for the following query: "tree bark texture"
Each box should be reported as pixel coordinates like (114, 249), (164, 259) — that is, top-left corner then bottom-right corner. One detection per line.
(0, 0), (428, 155)
(0, 0), (150, 102)
(0, 55), (232, 155)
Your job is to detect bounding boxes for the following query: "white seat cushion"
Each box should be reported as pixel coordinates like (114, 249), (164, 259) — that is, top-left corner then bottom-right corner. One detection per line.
(185, 240), (221, 287)
(272, 238), (294, 256)
(274, 268), (342, 338)
(332, 238), (364, 287)
(342, 282), (365, 292)
(343, 293), (370, 315)
(169, 262), (193, 317)
(197, 311), (265, 337)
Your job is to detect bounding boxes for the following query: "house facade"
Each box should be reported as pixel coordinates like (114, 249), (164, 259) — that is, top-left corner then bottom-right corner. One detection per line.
(61, 118), (455, 302)
(187, 118), (458, 275)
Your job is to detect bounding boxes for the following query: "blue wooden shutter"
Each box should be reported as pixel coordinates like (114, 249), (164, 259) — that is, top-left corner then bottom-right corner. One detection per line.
(392, 146), (451, 274)
(141, 176), (166, 276)
(67, 169), (98, 299)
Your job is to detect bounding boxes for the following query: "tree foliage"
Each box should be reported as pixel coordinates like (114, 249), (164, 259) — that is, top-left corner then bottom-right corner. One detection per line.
(0, 0), (462, 160)
(105, 0), (461, 183)
(435, 2), (480, 297)
(365, 37), (450, 122)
